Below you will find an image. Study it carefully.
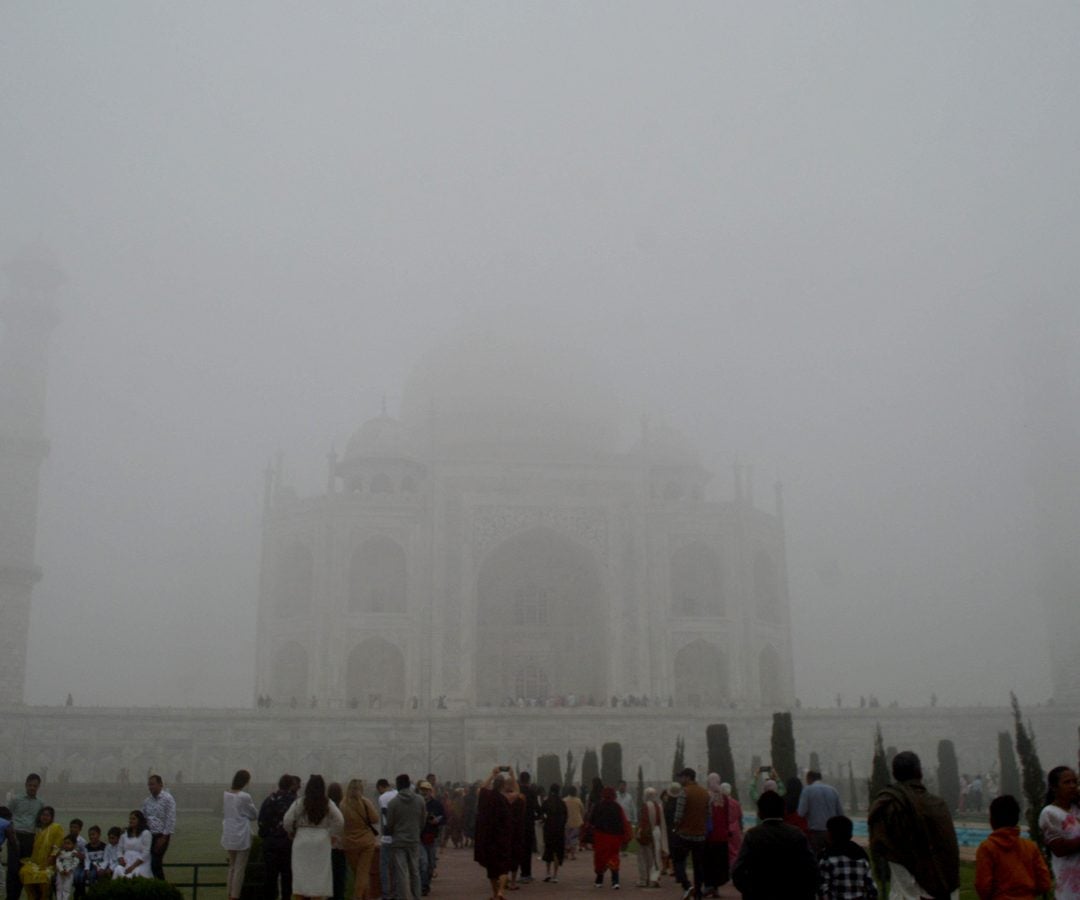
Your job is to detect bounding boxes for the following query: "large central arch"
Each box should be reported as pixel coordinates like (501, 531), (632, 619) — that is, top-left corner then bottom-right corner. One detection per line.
(475, 527), (607, 705)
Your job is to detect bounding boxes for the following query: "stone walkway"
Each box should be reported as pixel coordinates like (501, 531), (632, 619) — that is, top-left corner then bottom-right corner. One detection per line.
(401, 845), (741, 899)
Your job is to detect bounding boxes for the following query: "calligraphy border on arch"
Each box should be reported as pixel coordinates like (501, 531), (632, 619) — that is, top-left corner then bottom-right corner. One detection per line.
(473, 505), (608, 558)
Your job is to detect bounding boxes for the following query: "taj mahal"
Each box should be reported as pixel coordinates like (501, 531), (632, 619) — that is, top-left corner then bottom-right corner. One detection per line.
(2, 253), (1078, 787)
(256, 331), (793, 713)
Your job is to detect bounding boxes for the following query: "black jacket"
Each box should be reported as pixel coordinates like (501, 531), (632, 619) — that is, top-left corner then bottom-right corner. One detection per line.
(731, 819), (817, 900)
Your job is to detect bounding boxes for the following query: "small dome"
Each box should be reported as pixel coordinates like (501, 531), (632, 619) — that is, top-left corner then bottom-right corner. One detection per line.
(632, 425), (701, 467)
(344, 416), (417, 461)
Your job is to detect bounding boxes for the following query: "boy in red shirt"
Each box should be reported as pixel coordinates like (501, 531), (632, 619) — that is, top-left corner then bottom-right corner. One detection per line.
(974, 794), (1052, 899)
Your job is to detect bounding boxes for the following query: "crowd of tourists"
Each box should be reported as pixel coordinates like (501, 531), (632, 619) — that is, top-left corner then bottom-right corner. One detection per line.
(5, 752), (1080, 900)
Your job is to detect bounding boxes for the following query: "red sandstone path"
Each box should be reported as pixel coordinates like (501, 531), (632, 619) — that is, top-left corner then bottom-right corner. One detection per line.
(410, 845), (741, 899)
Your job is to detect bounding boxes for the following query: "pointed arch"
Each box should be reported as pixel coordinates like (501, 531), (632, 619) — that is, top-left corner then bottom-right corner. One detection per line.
(753, 544), (782, 623)
(673, 639), (728, 708)
(759, 645), (784, 707)
(347, 637), (406, 709)
(349, 536), (407, 613)
(670, 542), (726, 617)
(475, 527), (607, 706)
(276, 541), (313, 617)
(272, 641), (309, 706)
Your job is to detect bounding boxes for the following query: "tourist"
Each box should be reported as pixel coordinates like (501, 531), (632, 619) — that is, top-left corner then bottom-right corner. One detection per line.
(418, 779), (445, 896)
(327, 783), (347, 900)
(615, 780), (637, 830)
(222, 770), (258, 900)
(817, 815), (876, 900)
(377, 778), (397, 900)
(731, 790), (817, 899)
(797, 770), (843, 854)
(663, 782), (683, 883)
(540, 782), (567, 883)
(83, 826), (108, 887)
(720, 784), (742, 869)
(976, 794), (1050, 900)
(141, 774), (176, 880)
(462, 783), (478, 849)
(868, 750), (959, 900)
(102, 828), (123, 876)
(583, 776), (605, 850)
(444, 787), (465, 849)
(674, 767), (709, 900)
(473, 768), (519, 900)
(635, 786), (665, 888)
(54, 834), (80, 900)
(65, 819), (87, 900)
(20, 806), (65, 900)
(563, 785), (584, 861)
(283, 774), (344, 900)
(7, 773), (44, 900)
(386, 774), (425, 900)
(258, 774), (297, 900)
(703, 773), (730, 895)
(111, 811), (152, 879)
(340, 779), (379, 900)
(1038, 766), (1080, 899)
(515, 771), (541, 884)
(590, 786), (630, 889)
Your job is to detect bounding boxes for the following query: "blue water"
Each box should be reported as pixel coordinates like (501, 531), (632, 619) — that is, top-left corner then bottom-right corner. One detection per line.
(742, 816), (992, 848)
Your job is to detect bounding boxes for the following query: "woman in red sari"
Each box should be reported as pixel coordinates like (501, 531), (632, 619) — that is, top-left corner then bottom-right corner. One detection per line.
(590, 787), (629, 889)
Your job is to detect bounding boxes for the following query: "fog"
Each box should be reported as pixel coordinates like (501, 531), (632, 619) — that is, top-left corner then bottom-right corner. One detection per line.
(3, 2), (1077, 710)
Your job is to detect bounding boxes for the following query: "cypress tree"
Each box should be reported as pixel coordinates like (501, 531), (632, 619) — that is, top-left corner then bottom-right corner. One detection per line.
(868, 724), (890, 802)
(770, 711), (798, 781)
(706, 724), (738, 796)
(998, 731), (1020, 798)
(809, 751), (821, 773)
(537, 753), (561, 790)
(672, 736), (686, 779)
(601, 742), (623, 787)
(1012, 692), (1046, 847)
(564, 749), (577, 790)
(936, 740), (961, 812)
(848, 760), (859, 813)
(636, 764), (645, 809)
(582, 748), (599, 792)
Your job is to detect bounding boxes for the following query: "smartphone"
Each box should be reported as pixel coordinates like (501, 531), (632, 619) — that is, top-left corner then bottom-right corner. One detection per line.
(758, 766), (771, 774)
(498, 766), (510, 772)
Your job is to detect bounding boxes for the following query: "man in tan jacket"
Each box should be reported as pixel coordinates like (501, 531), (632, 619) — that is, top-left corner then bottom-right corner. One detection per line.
(673, 767), (709, 900)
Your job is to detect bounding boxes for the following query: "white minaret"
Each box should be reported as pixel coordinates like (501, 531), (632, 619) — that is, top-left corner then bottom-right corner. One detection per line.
(0, 250), (62, 706)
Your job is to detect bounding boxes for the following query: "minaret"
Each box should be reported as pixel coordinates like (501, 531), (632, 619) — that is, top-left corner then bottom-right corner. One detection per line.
(0, 250), (62, 706)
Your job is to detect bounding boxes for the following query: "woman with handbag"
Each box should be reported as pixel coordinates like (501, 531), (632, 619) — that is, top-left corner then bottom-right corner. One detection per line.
(636, 787), (666, 888)
(340, 779), (379, 900)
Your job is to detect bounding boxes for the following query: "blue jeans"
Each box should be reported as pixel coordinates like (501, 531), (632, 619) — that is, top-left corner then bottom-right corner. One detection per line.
(380, 842), (394, 898)
(420, 843), (437, 891)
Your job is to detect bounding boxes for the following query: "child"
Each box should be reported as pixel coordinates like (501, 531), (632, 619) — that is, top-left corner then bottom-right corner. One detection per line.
(68, 819), (87, 900)
(102, 827), (123, 875)
(84, 826), (109, 886)
(974, 794), (1052, 900)
(817, 815), (877, 900)
(54, 834), (80, 900)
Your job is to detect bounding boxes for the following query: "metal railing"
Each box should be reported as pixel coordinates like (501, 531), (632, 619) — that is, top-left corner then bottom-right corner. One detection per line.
(162, 861), (227, 900)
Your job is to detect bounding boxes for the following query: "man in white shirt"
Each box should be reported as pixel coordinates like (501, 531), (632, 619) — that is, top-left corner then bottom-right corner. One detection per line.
(377, 777), (398, 900)
(141, 775), (176, 880)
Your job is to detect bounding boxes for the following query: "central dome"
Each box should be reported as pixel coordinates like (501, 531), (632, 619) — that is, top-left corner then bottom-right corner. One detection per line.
(400, 330), (623, 459)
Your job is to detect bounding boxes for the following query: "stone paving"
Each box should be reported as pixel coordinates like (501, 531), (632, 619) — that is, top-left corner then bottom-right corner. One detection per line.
(394, 845), (741, 899)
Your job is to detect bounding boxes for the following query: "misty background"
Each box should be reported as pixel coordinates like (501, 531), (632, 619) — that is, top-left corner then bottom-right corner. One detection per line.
(3, 2), (1077, 710)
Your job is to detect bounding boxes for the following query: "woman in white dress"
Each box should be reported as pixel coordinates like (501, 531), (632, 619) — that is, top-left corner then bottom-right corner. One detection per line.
(222, 769), (258, 900)
(113, 811), (153, 879)
(283, 775), (344, 900)
(1039, 765), (1080, 899)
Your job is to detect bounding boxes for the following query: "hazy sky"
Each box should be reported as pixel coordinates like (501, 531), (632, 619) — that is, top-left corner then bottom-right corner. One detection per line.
(3, 2), (1078, 709)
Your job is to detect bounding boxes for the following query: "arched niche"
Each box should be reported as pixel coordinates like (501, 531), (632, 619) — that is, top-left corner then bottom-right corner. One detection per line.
(673, 639), (728, 708)
(347, 637), (406, 709)
(670, 542), (725, 617)
(276, 541), (313, 617)
(475, 527), (607, 706)
(753, 545), (782, 623)
(272, 640), (309, 706)
(759, 644), (784, 708)
(349, 536), (407, 613)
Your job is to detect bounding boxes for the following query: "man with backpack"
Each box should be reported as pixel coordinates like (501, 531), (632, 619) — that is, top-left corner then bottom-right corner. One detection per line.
(258, 774), (298, 900)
